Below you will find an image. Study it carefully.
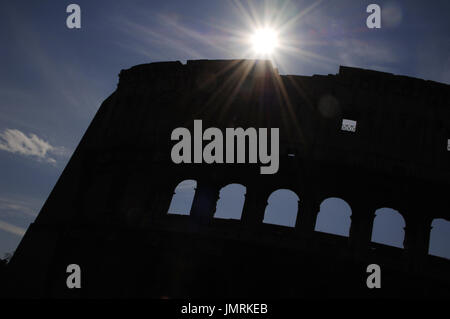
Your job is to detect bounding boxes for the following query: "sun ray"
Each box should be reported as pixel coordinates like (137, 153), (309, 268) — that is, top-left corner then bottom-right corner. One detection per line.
(189, 60), (256, 125)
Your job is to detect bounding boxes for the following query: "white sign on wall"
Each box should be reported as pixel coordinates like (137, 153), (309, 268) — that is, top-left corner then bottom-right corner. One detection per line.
(341, 119), (357, 132)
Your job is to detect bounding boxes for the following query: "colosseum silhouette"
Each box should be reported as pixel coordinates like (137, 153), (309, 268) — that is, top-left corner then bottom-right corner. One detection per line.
(4, 59), (450, 298)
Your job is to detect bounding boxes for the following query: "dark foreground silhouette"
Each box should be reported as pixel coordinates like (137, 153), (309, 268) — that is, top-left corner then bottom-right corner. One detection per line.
(2, 60), (449, 298)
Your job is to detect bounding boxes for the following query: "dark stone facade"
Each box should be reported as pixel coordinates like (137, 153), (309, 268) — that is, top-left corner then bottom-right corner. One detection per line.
(3, 60), (450, 298)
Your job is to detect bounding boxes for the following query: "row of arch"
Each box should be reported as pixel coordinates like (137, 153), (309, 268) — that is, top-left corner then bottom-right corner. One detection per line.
(167, 180), (450, 260)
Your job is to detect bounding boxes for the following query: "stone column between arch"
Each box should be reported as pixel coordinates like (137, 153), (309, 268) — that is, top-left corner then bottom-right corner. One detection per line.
(295, 196), (320, 237)
(348, 202), (376, 256)
(403, 212), (433, 272)
(240, 185), (270, 226)
(190, 179), (221, 223)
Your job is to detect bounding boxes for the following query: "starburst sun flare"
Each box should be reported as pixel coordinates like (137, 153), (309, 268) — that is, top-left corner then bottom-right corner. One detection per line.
(250, 27), (279, 55)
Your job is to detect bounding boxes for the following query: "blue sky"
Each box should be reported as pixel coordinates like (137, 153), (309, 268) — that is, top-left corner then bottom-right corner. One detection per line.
(0, 0), (449, 258)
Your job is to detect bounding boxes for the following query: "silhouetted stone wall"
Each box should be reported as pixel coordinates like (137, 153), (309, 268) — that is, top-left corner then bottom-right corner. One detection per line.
(4, 60), (450, 298)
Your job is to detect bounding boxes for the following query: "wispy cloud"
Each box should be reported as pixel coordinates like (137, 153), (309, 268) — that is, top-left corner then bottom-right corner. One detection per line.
(333, 38), (398, 67)
(112, 7), (248, 62)
(0, 220), (25, 237)
(0, 128), (70, 164)
(0, 196), (39, 218)
(4, 8), (105, 127)
(0, 196), (40, 237)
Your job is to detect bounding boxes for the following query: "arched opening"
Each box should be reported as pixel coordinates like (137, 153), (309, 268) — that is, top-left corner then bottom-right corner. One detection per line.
(263, 189), (299, 227)
(214, 184), (246, 220)
(167, 179), (197, 215)
(371, 208), (405, 248)
(315, 197), (351, 236)
(429, 218), (450, 259)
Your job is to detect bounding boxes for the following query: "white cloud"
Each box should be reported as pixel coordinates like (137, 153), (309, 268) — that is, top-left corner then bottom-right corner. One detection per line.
(0, 128), (70, 163)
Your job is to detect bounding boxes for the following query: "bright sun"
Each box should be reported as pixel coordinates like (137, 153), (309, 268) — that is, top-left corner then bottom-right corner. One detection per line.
(251, 28), (279, 55)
